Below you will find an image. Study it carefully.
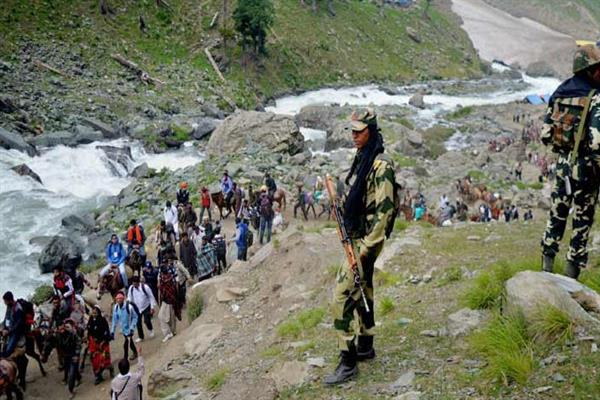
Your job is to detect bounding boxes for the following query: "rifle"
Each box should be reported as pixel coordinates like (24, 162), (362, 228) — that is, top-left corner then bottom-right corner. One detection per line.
(325, 174), (370, 313)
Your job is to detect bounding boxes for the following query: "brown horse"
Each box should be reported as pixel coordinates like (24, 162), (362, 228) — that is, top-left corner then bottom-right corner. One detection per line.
(399, 204), (413, 221)
(0, 359), (22, 400)
(211, 191), (237, 219)
(126, 247), (143, 278)
(272, 188), (287, 211)
(97, 266), (125, 300)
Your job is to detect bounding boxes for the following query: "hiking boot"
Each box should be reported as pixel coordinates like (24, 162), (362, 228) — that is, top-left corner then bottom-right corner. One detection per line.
(356, 336), (376, 361)
(565, 260), (581, 280)
(323, 344), (358, 385)
(542, 254), (554, 273)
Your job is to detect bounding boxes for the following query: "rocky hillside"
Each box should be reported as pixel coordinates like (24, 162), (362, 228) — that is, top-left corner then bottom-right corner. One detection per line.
(0, 0), (482, 138)
(482, 0), (600, 40)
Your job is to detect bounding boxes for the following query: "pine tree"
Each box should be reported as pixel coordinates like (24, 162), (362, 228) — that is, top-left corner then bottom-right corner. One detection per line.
(233, 0), (275, 55)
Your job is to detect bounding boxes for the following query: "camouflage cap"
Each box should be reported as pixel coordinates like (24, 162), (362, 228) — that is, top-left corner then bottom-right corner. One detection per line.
(350, 108), (377, 131)
(573, 45), (600, 74)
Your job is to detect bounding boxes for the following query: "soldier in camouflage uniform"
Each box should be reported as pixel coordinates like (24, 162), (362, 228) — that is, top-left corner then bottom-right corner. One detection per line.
(541, 45), (600, 279)
(324, 109), (396, 385)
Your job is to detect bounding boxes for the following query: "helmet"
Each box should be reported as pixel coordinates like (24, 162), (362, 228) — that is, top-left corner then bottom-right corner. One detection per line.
(260, 185), (268, 192)
(573, 45), (600, 74)
(180, 182), (188, 189)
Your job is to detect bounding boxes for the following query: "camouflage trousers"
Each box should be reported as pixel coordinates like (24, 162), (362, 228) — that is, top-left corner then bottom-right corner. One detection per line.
(331, 240), (383, 351)
(541, 160), (599, 266)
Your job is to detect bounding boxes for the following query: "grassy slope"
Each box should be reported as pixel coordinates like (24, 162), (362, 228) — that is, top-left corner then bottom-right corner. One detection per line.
(483, 0), (600, 39)
(273, 218), (600, 399)
(0, 0), (481, 111)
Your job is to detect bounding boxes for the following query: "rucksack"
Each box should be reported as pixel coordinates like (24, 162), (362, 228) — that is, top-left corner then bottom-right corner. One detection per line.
(214, 236), (226, 256)
(246, 229), (254, 247)
(375, 154), (402, 239)
(542, 89), (596, 153)
(260, 195), (273, 218)
(17, 299), (35, 327)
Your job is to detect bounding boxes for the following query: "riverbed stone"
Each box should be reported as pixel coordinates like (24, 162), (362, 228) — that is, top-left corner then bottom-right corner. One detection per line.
(38, 236), (83, 274)
(11, 163), (42, 183)
(0, 127), (38, 156)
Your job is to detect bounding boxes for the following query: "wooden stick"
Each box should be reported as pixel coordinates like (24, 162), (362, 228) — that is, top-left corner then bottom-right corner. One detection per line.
(204, 48), (226, 83)
(33, 59), (69, 78)
(111, 53), (165, 86)
(209, 12), (220, 28)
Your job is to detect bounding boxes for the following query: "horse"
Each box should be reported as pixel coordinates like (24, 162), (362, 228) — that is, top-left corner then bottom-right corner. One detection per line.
(399, 204), (413, 221)
(0, 359), (23, 400)
(272, 188), (287, 211)
(211, 191), (234, 220)
(126, 246), (143, 278)
(97, 265), (124, 300)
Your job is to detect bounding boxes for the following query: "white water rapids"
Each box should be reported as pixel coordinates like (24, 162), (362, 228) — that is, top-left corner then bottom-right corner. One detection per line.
(0, 65), (560, 304)
(0, 140), (204, 301)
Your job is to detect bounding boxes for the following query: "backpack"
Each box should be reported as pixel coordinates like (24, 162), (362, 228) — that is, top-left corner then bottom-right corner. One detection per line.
(260, 195), (273, 218)
(375, 154), (402, 239)
(246, 229), (254, 247)
(214, 236), (226, 257)
(543, 89), (596, 153)
(17, 299), (35, 327)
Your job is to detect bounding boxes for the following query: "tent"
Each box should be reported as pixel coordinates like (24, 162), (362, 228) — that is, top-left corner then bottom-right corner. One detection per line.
(524, 94), (546, 105)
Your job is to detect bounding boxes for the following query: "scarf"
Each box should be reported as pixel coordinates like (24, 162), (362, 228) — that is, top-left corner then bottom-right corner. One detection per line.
(344, 126), (385, 235)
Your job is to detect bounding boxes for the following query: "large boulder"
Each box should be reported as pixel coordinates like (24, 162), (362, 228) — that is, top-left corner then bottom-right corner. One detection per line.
(28, 130), (77, 147)
(79, 117), (119, 139)
(38, 236), (83, 274)
(206, 111), (304, 156)
(294, 105), (348, 131)
(324, 121), (352, 151)
(61, 214), (95, 233)
(11, 163), (42, 184)
(506, 271), (600, 332)
(409, 93), (425, 109)
(191, 118), (217, 140)
(97, 145), (133, 176)
(525, 61), (557, 78)
(0, 127), (38, 156)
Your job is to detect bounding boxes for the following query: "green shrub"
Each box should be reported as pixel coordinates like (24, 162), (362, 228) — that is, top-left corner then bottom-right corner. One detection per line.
(187, 290), (204, 321)
(205, 368), (229, 391)
(471, 312), (534, 385)
(394, 219), (409, 232)
(277, 308), (326, 338)
(531, 304), (575, 344)
(528, 182), (544, 190)
(30, 284), (54, 305)
(463, 259), (533, 309)
(447, 106), (474, 120)
(379, 296), (395, 316)
(436, 265), (463, 287)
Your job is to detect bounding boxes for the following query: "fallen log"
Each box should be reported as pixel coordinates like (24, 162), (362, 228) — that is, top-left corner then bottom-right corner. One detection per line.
(33, 59), (69, 78)
(110, 53), (165, 87)
(204, 48), (226, 83)
(209, 12), (220, 28)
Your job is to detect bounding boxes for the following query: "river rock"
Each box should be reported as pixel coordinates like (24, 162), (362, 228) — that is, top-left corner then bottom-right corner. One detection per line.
(526, 61), (557, 78)
(38, 236), (83, 274)
(207, 111), (304, 156)
(74, 124), (104, 144)
(28, 130), (76, 147)
(131, 162), (152, 178)
(409, 93), (425, 109)
(506, 271), (600, 332)
(11, 163), (42, 184)
(97, 145), (133, 176)
(324, 121), (352, 151)
(0, 127), (38, 156)
(406, 26), (421, 43)
(294, 105), (348, 131)
(79, 117), (119, 139)
(191, 118), (217, 140)
(61, 214), (95, 233)
(406, 130), (423, 147)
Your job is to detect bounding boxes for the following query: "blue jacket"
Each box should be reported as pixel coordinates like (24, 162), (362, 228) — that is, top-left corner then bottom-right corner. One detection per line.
(111, 302), (138, 336)
(235, 222), (248, 249)
(106, 240), (126, 265)
(221, 176), (233, 194)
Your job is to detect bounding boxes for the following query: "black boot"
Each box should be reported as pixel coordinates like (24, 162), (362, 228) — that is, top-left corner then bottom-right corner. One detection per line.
(356, 336), (376, 361)
(323, 344), (358, 385)
(565, 260), (581, 280)
(94, 372), (104, 385)
(542, 254), (554, 273)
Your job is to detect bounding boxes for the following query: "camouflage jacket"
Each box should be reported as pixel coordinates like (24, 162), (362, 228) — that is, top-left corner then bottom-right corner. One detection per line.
(588, 95), (600, 154)
(362, 154), (396, 250)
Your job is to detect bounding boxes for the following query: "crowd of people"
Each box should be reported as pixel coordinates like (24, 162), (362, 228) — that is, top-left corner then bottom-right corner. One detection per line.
(0, 170), (287, 399)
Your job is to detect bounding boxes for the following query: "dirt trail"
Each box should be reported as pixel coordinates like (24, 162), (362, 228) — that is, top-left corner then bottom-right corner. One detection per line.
(21, 203), (319, 400)
(451, 0), (575, 77)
